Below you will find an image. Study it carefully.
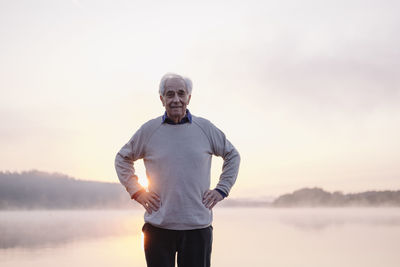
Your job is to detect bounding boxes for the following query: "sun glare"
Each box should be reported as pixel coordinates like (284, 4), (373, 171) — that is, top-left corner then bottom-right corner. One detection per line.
(136, 163), (149, 188)
(138, 176), (149, 188)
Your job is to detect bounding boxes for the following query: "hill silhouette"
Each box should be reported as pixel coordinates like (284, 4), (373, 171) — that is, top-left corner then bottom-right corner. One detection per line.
(273, 187), (400, 207)
(0, 170), (135, 209)
(2, 171), (400, 209)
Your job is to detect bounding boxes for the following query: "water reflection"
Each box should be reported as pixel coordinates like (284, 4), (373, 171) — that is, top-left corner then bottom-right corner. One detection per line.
(0, 210), (143, 249)
(274, 208), (400, 231)
(2, 208), (400, 249)
(1, 208), (400, 267)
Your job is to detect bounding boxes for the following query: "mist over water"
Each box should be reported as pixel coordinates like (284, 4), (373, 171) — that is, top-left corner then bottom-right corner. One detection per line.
(1, 208), (400, 267)
(0, 210), (142, 249)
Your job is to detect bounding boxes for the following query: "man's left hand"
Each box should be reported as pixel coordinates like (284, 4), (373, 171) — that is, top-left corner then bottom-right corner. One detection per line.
(202, 189), (223, 210)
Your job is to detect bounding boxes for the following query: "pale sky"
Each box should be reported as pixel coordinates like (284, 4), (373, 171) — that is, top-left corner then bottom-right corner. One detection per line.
(1, 0), (399, 198)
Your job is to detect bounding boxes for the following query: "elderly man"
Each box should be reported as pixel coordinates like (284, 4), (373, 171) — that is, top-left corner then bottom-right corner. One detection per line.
(115, 73), (240, 267)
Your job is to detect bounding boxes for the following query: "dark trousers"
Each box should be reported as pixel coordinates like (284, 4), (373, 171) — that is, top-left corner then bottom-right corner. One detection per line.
(142, 223), (213, 267)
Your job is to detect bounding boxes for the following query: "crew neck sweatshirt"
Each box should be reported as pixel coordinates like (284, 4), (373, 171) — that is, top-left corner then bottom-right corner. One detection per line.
(115, 115), (240, 230)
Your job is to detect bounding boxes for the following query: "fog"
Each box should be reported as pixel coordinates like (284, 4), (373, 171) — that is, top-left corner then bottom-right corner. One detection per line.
(2, 208), (400, 249)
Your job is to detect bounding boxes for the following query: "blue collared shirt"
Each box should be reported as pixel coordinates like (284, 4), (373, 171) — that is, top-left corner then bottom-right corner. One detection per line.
(162, 109), (193, 125)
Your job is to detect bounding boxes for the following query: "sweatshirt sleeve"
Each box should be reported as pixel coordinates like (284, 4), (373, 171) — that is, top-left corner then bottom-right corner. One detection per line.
(208, 122), (241, 197)
(114, 127), (147, 198)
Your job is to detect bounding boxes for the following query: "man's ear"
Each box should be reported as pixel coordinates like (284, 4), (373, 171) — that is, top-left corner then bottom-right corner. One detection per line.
(160, 95), (165, 106)
(187, 95), (191, 105)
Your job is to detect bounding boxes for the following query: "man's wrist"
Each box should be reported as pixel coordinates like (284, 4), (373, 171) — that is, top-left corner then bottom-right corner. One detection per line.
(215, 188), (227, 199)
(131, 189), (146, 200)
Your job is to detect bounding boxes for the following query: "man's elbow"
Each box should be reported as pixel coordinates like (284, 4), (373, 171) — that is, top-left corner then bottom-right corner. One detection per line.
(232, 148), (241, 165)
(115, 151), (128, 171)
(114, 152), (121, 168)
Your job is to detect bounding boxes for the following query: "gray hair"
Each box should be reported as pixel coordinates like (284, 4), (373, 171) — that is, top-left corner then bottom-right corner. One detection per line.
(159, 73), (193, 96)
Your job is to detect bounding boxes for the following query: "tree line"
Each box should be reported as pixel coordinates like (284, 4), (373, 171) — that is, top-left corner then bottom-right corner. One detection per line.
(2, 171), (399, 209)
(0, 170), (136, 209)
(273, 187), (400, 207)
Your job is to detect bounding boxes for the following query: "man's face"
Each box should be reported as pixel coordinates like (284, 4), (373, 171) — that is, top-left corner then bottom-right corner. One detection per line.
(160, 77), (191, 119)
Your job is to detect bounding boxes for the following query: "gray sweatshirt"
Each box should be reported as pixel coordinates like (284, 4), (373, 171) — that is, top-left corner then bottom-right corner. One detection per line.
(115, 115), (240, 230)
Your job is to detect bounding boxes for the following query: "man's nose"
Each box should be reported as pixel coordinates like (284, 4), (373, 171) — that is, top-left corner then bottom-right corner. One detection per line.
(172, 94), (180, 102)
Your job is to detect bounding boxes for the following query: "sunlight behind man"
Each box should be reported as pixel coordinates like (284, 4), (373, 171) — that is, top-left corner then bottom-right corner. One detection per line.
(137, 173), (149, 188)
(135, 161), (149, 188)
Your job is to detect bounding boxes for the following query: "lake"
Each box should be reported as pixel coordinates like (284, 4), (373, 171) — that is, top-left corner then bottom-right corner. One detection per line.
(1, 208), (400, 267)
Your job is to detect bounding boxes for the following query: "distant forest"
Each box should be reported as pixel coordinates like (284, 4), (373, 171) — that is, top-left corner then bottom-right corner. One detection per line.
(273, 187), (400, 207)
(1, 171), (400, 209)
(0, 170), (135, 209)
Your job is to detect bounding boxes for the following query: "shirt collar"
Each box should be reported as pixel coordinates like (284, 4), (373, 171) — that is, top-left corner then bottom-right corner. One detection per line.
(162, 109), (192, 125)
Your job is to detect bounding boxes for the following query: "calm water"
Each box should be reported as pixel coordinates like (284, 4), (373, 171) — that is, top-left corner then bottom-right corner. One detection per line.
(1, 208), (400, 267)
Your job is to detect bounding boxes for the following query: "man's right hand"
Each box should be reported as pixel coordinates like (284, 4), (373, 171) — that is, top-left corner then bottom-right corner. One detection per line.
(136, 191), (161, 214)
